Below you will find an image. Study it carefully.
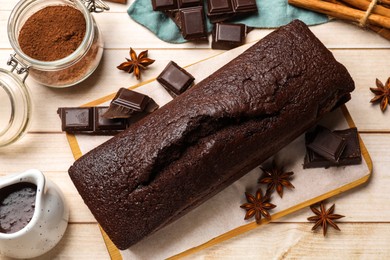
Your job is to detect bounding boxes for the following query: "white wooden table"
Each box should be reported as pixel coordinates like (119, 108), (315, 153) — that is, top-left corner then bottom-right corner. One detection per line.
(1, 0), (390, 259)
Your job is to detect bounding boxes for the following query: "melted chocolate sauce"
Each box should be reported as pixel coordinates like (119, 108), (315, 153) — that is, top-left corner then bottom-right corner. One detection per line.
(0, 182), (37, 234)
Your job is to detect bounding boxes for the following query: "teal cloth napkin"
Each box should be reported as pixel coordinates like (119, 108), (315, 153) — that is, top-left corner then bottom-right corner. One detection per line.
(128, 0), (328, 43)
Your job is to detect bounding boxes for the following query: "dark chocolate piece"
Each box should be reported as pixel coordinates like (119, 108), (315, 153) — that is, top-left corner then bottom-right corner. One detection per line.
(103, 88), (158, 119)
(178, 0), (202, 8)
(207, 0), (233, 14)
(157, 61), (195, 95)
(333, 127), (362, 165)
(152, 0), (177, 11)
(232, 0), (257, 12)
(58, 107), (94, 132)
(94, 107), (128, 132)
(304, 127), (362, 169)
(112, 88), (150, 112)
(212, 23), (246, 50)
(58, 107), (127, 135)
(179, 6), (208, 40)
(307, 126), (346, 163)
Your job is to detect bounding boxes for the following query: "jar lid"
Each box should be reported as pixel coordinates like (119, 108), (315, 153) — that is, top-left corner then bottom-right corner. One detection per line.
(0, 68), (32, 147)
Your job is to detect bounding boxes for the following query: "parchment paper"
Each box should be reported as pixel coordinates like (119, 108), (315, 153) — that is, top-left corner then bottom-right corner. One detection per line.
(74, 42), (370, 259)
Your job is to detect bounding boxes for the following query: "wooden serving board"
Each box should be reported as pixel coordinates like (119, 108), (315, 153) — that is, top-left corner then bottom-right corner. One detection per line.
(65, 42), (372, 259)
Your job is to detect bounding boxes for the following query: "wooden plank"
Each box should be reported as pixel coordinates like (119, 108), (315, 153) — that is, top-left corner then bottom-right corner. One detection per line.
(186, 223), (390, 259)
(0, 133), (74, 172)
(333, 50), (390, 132)
(1, 224), (110, 260)
(1, 11), (390, 49)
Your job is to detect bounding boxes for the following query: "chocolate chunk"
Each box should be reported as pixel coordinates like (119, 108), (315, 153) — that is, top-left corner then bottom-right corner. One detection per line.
(94, 107), (127, 133)
(178, 0), (202, 8)
(207, 0), (233, 23)
(212, 23), (246, 50)
(304, 127), (362, 169)
(152, 0), (177, 11)
(306, 126), (346, 163)
(232, 0), (257, 12)
(207, 0), (233, 14)
(112, 88), (150, 112)
(58, 107), (127, 135)
(179, 6), (208, 40)
(58, 107), (94, 132)
(103, 88), (158, 119)
(333, 127), (362, 165)
(157, 61), (195, 95)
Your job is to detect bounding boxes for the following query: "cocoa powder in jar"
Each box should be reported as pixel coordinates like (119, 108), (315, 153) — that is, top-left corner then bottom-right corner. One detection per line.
(17, 5), (103, 87)
(19, 6), (86, 61)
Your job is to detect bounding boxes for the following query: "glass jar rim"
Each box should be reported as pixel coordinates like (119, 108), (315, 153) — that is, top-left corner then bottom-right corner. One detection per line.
(7, 0), (93, 71)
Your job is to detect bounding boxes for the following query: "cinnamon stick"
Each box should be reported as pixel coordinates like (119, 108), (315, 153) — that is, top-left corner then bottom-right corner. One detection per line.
(379, 0), (390, 6)
(327, 0), (390, 41)
(341, 0), (390, 18)
(369, 24), (390, 40)
(288, 0), (390, 29)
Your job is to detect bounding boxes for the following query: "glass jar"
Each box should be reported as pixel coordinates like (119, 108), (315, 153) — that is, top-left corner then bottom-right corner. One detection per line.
(7, 0), (107, 88)
(0, 66), (32, 147)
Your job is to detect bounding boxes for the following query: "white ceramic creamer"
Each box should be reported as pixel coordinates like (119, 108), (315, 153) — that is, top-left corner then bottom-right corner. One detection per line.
(0, 169), (69, 258)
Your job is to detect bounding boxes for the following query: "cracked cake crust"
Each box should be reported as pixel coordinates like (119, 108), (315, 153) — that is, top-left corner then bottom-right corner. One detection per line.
(68, 20), (355, 249)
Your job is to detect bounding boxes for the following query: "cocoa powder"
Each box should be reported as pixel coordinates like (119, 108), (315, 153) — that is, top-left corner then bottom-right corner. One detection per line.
(19, 5), (86, 61)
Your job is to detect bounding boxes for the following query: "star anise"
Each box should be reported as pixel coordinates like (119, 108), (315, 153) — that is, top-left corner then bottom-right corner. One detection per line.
(240, 188), (276, 224)
(307, 201), (345, 236)
(370, 78), (390, 112)
(258, 160), (294, 198)
(117, 48), (155, 80)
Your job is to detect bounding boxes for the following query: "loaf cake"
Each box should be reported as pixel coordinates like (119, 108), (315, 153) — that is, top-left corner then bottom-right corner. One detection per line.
(69, 20), (355, 249)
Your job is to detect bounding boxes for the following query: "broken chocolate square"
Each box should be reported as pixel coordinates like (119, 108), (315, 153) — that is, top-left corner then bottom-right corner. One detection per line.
(179, 6), (208, 40)
(306, 126), (346, 163)
(212, 23), (246, 50)
(157, 61), (195, 95)
(304, 127), (362, 169)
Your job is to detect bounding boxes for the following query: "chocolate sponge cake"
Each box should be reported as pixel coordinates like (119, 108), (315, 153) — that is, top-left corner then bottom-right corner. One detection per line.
(68, 20), (355, 249)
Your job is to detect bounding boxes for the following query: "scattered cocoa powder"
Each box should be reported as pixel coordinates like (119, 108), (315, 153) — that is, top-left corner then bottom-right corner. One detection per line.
(18, 5), (86, 61)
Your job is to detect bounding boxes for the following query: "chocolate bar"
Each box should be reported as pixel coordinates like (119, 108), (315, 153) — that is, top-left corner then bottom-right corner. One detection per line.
(304, 127), (362, 169)
(306, 126), (346, 163)
(212, 23), (246, 50)
(152, 0), (177, 11)
(179, 6), (208, 40)
(157, 61), (195, 95)
(58, 107), (127, 135)
(206, 0), (257, 23)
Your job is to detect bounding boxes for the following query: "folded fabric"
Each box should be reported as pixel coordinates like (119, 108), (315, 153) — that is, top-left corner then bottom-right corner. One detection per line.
(128, 0), (328, 43)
